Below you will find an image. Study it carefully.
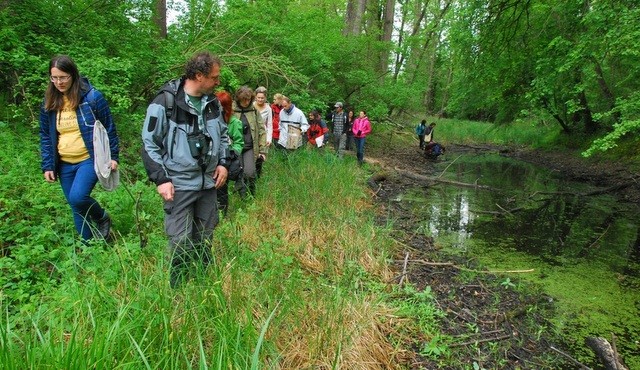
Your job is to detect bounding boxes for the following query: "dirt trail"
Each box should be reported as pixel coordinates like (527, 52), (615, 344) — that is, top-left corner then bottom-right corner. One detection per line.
(365, 143), (639, 369)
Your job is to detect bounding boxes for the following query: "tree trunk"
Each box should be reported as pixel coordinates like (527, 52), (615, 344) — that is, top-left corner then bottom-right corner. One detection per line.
(154, 0), (167, 39)
(344, 0), (367, 36)
(542, 97), (571, 133)
(393, 1), (427, 81)
(392, 2), (408, 81)
(378, 0), (395, 73)
(423, 28), (442, 114)
(408, 0), (451, 85)
(439, 63), (452, 116)
(592, 57), (621, 122)
(574, 89), (596, 133)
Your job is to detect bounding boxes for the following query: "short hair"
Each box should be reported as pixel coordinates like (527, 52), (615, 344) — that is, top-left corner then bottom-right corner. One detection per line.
(255, 86), (267, 95)
(430, 122), (436, 127)
(185, 51), (221, 80)
(234, 86), (254, 102)
(282, 96), (291, 104)
(215, 90), (233, 123)
(421, 119), (427, 124)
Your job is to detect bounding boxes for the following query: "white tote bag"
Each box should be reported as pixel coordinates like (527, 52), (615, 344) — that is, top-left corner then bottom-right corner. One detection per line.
(93, 120), (119, 191)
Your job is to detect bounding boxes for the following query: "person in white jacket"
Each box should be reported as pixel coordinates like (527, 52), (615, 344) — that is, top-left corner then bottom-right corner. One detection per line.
(277, 96), (308, 150)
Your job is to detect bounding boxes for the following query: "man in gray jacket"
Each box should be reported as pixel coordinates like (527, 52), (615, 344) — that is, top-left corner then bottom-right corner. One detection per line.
(142, 51), (230, 288)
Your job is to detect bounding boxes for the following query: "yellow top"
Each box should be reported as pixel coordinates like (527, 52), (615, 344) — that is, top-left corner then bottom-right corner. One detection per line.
(57, 96), (89, 163)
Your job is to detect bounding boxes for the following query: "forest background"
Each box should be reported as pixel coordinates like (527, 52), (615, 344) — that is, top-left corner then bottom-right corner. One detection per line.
(1, 0), (639, 368)
(2, 0), (639, 155)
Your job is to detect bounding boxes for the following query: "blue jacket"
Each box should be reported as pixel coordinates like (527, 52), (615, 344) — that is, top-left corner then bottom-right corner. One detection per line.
(39, 78), (119, 174)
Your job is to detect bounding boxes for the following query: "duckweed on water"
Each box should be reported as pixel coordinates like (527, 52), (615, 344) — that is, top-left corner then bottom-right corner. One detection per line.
(404, 153), (640, 368)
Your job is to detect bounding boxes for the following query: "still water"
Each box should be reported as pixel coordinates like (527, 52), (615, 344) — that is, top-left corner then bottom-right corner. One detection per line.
(402, 152), (640, 365)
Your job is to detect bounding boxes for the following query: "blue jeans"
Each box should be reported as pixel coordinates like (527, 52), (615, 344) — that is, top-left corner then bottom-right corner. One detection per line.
(59, 159), (104, 240)
(355, 137), (366, 163)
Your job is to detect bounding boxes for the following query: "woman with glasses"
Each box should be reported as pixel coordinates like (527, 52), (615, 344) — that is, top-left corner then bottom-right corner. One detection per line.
(39, 55), (119, 242)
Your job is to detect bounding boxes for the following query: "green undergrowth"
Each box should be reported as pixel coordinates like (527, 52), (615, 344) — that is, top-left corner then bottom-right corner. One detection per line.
(0, 122), (447, 368)
(379, 115), (640, 166)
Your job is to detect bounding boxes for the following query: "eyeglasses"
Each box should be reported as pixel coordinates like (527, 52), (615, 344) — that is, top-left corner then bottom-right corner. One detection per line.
(50, 75), (71, 83)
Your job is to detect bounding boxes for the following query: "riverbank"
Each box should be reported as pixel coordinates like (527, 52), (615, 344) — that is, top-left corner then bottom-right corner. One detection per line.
(507, 146), (640, 203)
(364, 133), (639, 369)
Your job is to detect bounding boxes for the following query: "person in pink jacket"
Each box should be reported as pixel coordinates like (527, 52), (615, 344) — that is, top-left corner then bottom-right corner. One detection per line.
(351, 110), (371, 165)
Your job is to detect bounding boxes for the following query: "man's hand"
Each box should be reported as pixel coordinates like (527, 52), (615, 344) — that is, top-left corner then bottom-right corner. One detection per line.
(214, 165), (228, 189)
(157, 182), (175, 201)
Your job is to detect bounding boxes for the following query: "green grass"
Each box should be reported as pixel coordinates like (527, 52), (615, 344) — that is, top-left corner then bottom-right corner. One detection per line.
(0, 122), (434, 368)
(8, 112), (628, 367)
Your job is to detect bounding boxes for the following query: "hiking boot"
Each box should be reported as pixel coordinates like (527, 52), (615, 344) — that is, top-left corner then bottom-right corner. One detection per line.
(96, 212), (112, 241)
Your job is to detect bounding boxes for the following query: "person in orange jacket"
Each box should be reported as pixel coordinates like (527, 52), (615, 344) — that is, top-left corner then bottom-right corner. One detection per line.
(307, 110), (329, 147)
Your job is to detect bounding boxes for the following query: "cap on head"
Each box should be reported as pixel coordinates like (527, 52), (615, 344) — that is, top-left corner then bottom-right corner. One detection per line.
(334, 102), (343, 108)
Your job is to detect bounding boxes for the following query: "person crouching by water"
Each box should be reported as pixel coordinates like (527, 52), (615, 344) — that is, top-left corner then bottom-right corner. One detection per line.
(351, 110), (371, 166)
(40, 55), (119, 242)
(307, 110), (329, 148)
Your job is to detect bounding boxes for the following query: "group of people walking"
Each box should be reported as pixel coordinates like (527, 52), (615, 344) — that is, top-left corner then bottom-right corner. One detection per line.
(306, 101), (372, 165)
(39, 51), (373, 288)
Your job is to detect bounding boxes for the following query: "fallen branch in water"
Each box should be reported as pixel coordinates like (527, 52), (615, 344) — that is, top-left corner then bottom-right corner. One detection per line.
(400, 259), (534, 274)
(550, 345), (593, 370)
(450, 333), (512, 347)
(399, 252), (410, 286)
(437, 155), (461, 179)
(585, 336), (628, 370)
(394, 167), (497, 191)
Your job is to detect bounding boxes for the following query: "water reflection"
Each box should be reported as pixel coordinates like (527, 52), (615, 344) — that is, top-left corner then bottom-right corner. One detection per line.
(410, 153), (640, 272)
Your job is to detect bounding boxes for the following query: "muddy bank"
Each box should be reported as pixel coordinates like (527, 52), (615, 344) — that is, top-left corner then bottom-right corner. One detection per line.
(504, 146), (640, 204)
(365, 143), (638, 369)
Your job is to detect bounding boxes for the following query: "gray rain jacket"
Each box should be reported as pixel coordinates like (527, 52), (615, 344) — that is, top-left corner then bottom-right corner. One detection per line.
(142, 78), (230, 191)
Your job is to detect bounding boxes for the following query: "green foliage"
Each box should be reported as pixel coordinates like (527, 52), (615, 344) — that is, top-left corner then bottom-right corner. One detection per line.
(420, 334), (450, 359)
(582, 92), (640, 156)
(393, 284), (444, 335)
(3, 0), (640, 158)
(500, 277), (516, 290)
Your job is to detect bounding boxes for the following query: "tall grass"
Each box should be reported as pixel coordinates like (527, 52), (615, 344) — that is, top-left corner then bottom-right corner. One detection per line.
(369, 115), (582, 153)
(372, 115), (640, 169)
(0, 122), (425, 369)
(414, 117), (560, 149)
